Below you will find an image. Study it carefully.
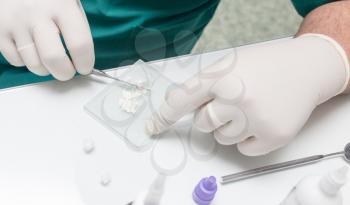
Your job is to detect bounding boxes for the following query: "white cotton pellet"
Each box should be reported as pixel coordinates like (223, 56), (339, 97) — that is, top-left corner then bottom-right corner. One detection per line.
(100, 173), (112, 187)
(83, 139), (95, 154)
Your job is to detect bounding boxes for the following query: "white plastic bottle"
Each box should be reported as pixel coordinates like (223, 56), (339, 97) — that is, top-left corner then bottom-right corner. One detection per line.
(281, 166), (348, 205)
(133, 174), (166, 205)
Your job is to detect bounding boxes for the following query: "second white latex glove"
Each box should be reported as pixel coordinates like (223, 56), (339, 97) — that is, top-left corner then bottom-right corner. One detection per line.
(0, 0), (94, 81)
(146, 34), (349, 156)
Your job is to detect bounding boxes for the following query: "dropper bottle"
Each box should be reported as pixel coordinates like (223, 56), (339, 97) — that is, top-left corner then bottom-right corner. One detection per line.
(281, 166), (348, 205)
(132, 174), (166, 205)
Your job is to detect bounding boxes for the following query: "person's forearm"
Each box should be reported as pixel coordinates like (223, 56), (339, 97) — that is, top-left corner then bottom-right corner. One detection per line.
(296, 0), (350, 93)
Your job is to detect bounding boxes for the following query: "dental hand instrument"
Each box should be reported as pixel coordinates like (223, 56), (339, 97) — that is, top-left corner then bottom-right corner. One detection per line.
(91, 69), (150, 91)
(221, 143), (350, 185)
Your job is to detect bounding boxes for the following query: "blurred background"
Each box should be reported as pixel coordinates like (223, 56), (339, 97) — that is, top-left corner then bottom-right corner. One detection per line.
(192, 0), (303, 53)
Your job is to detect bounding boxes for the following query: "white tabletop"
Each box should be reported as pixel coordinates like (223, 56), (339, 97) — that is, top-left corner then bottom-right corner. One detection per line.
(0, 41), (349, 205)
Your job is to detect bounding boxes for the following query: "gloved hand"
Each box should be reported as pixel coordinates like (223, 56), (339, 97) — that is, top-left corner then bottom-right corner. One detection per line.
(0, 0), (94, 81)
(146, 34), (350, 156)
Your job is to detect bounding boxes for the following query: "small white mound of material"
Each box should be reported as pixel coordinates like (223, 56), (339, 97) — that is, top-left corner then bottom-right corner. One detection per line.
(118, 80), (149, 114)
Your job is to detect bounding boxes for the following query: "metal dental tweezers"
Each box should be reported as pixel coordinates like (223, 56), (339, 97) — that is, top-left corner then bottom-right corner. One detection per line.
(91, 69), (150, 91)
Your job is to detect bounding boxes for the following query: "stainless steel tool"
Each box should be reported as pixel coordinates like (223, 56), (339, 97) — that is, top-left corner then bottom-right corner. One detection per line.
(221, 142), (350, 185)
(91, 69), (150, 91)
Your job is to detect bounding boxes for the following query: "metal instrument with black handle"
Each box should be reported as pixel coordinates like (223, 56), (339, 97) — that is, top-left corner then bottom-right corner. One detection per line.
(221, 143), (350, 185)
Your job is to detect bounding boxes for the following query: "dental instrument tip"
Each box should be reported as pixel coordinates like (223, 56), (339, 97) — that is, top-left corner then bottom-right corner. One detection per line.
(91, 69), (150, 91)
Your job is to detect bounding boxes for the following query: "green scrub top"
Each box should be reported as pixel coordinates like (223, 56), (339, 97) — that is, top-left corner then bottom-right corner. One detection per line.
(0, 0), (335, 89)
(291, 0), (334, 17)
(0, 0), (220, 89)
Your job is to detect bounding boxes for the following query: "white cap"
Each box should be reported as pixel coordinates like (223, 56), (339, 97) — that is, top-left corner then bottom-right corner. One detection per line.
(319, 166), (348, 195)
(132, 174), (167, 205)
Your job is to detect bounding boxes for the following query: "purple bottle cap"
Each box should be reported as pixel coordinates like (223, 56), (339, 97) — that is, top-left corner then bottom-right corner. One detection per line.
(204, 176), (217, 190)
(193, 176), (218, 205)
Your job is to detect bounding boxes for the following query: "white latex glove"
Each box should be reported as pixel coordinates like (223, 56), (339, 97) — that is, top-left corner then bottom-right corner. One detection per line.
(0, 0), (94, 81)
(146, 34), (350, 156)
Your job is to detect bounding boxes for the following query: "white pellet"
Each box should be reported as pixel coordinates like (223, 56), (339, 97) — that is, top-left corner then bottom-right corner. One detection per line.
(83, 139), (95, 154)
(100, 173), (112, 187)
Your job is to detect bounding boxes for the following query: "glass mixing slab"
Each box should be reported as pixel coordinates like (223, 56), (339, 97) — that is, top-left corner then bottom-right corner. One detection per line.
(85, 60), (176, 151)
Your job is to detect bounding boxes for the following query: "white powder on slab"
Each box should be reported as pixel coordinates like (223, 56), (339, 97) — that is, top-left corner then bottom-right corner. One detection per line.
(118, 80), (149, 114)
